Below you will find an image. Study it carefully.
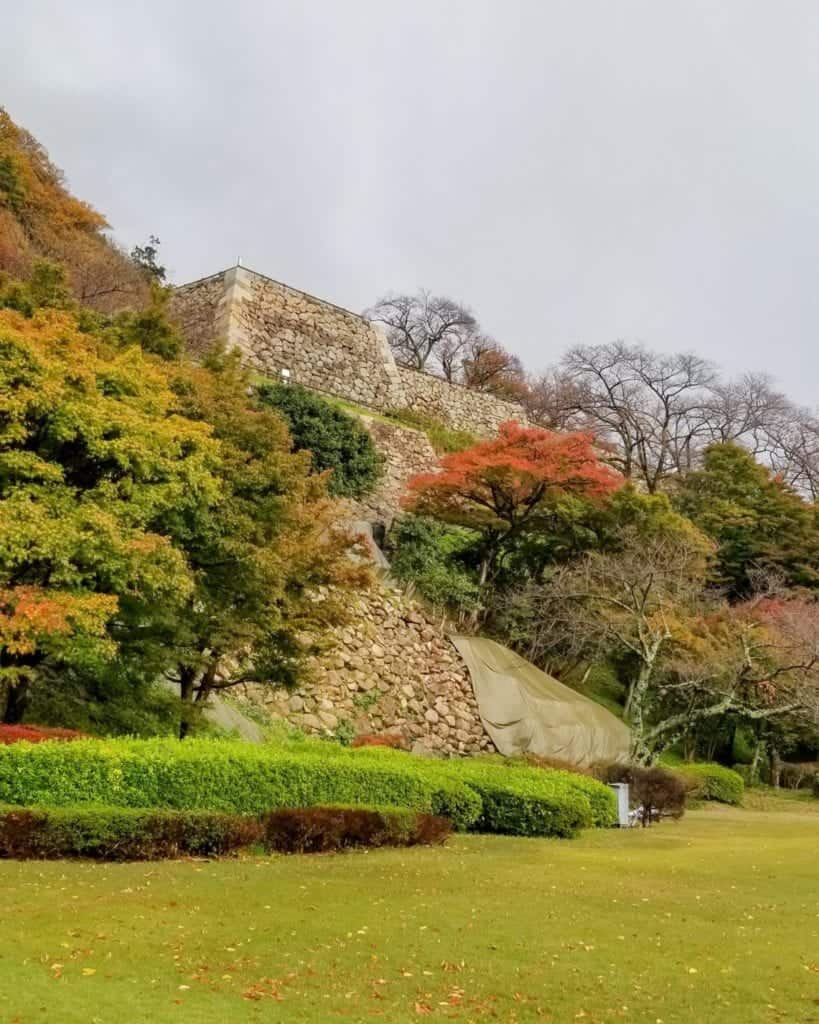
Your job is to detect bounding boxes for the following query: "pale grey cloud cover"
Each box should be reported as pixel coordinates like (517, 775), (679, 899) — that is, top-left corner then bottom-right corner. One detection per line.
(3, 2), (819, 400)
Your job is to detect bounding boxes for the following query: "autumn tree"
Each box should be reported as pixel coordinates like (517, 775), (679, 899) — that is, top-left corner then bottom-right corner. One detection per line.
(461, 335), (528, 401)
(0, 306), (218, 722)
(0, 108), (149, 312)
(404, 422), (621, 586)
(645, 592), (819, 765)
(506, 525), (819, 761)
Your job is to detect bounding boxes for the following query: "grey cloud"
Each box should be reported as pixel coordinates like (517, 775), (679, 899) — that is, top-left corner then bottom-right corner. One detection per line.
(4, 0), (819, 401)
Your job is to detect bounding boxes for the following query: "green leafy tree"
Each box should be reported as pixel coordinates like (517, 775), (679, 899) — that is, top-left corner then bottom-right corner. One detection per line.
(112, 283), (181, 360)
(129, 235), (166, 283)
(256, 382), (382, 498)
(673, 443), (819, 598)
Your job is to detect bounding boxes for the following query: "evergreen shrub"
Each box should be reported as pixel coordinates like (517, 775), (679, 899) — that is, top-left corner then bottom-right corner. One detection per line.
(0, 738), (617, 838)
(256, 383), (382, 497)
(674, 762), (744, 805)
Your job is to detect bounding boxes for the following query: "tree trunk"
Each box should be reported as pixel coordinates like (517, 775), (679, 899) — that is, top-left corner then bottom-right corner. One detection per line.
(748, 738), (764, 786)
(2, 680), (30, 724)
(770, 747), (782, 789)
(178, 666), (198, 740)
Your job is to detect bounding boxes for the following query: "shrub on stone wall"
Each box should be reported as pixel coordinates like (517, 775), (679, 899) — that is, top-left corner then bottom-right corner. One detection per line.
(388, 515), (481, 616)
(256, 383), (382, 497)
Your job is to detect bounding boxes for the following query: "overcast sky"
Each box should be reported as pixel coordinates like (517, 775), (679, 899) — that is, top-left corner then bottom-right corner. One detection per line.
(4, 2), (819, 402)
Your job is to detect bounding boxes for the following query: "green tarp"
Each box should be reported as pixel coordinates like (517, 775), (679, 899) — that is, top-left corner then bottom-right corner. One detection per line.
(451, 635), (631, 766)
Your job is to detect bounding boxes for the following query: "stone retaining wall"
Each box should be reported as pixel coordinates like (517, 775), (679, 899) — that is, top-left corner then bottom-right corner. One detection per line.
(396, 365), (528, 435)
(351, 417), (439, 528)
(171, 272), (230, 359)
(255, 584), (493, 756)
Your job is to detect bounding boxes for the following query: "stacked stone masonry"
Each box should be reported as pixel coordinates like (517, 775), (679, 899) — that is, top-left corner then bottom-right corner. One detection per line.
(254, 584), (494, 756)
(396, 365), (527, 435)
(350, 416), (439, 528)
(173, 265), (528, 438)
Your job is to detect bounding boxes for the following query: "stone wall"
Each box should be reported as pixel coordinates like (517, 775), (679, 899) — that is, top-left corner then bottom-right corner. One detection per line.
(256, 583), (493, 756)
(351, 417), (439, 528)
(173, 266), (405, 411)
(396, 365), (529, 435)
(173, 265), (528, 438)
(171, 271), (230, 359)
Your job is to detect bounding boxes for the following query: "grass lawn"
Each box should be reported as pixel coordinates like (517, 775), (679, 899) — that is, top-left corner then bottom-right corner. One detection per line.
(0, 799), (817, 1024)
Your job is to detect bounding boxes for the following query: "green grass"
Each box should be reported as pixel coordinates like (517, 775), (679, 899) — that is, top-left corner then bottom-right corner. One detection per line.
(1, 800), (817, 1023)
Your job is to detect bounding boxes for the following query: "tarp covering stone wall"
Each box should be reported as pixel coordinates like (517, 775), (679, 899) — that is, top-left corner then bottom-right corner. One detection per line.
(451, 636), (631, 766)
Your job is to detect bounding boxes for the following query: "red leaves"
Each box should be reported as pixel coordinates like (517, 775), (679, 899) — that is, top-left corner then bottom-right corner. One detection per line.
(404, 421), (621, 530)
(350, 732), (406, 749)
(0, 724), (85, 744)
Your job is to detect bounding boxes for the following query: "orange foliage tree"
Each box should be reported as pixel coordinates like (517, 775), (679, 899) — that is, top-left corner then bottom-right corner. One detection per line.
(404, 421), (621, 585)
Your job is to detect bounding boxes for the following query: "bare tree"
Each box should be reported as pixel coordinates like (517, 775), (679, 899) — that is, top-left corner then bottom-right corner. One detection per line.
(559, 342), (718, 491)
(524, 369), (590, 430)
(364, 290), (477, 374)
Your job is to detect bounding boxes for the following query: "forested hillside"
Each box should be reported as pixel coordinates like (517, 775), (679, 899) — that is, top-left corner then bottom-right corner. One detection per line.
(0, 108), (149, 311)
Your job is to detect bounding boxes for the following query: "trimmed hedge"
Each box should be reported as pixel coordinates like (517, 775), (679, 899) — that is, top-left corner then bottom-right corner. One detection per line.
(0, 805), (260, 860)
(0, 739), (481, 830)
(0, 738), (617, 838)
(0, 804), (451, 860)
(261, 805), (451, 853)
(674, 762), (744, 805)
(347, 750), (615, 837)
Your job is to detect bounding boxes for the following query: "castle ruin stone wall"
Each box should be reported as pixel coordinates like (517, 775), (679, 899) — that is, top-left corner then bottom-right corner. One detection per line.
(173, 266), (528, 438)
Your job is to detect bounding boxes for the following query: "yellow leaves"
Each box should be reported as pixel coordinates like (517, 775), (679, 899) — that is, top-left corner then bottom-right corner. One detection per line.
(81, 967), (96, 977)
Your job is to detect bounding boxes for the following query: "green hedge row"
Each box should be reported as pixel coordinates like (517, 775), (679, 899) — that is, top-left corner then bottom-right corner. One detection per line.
(0, 738), (617, 838)
(0, 739), (480, 831)
(674, 762), (745, 805)
(345, 748), (617, 836)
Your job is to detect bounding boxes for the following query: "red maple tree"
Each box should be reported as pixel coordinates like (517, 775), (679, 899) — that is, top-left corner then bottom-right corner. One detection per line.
(404, 421), (621, 584)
